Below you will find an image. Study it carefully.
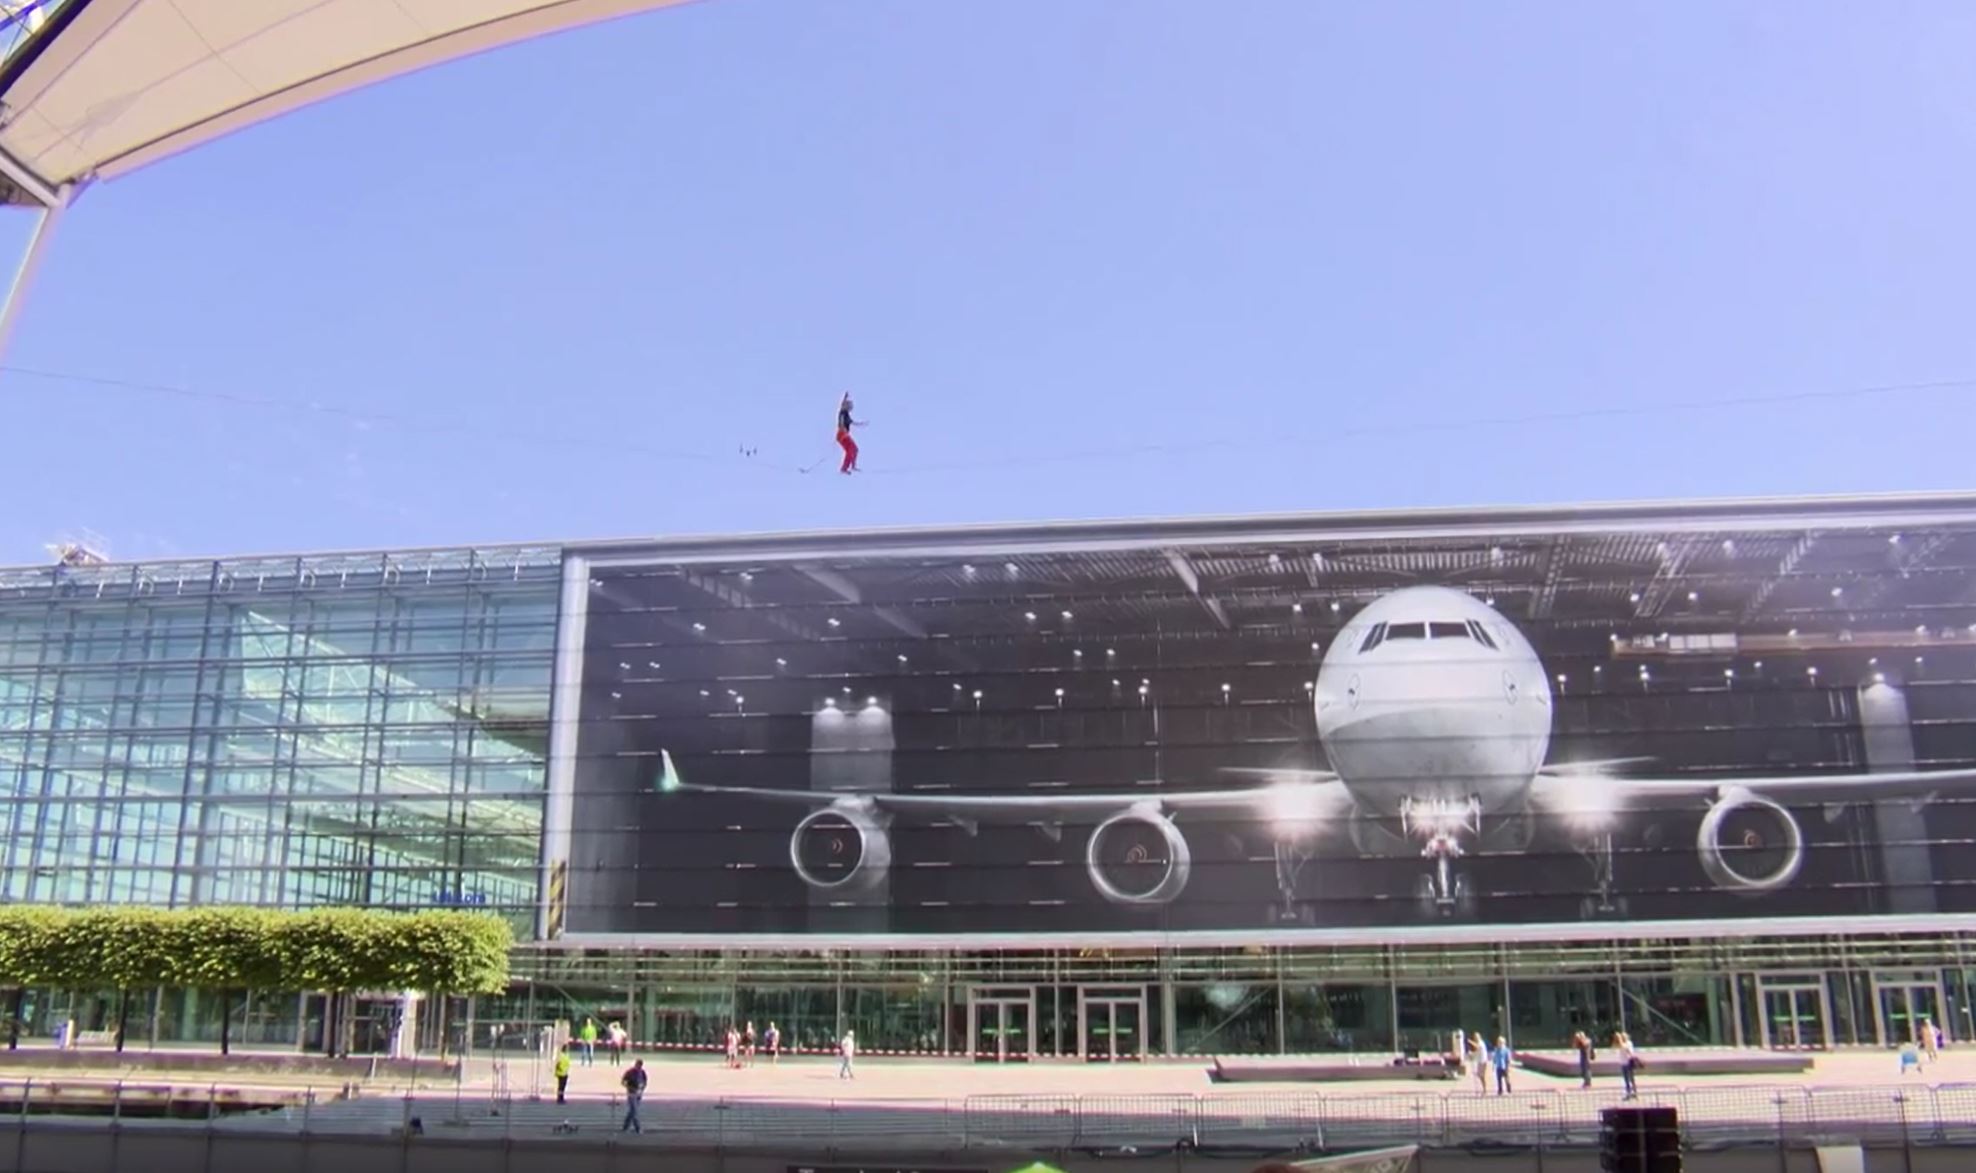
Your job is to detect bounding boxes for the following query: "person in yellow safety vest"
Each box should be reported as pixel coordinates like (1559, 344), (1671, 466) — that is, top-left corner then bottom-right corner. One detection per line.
(554, 1044), (571, 1103)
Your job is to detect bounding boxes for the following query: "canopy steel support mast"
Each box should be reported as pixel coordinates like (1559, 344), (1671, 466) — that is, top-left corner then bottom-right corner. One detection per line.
(0, 184), (69, 364)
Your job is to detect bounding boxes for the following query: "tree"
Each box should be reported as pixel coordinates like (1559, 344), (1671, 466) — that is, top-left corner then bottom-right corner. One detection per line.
(0, 907), (516, 1059)
(0, 906), (66, 1050)
(270, 908), (394, 1057)
(64, 908), (180, 1052)
(383, 911), (513, 1058)
(386, 912), (513, 996)
(171, 908), (282, 1056)
(32, 908), (104, 1047)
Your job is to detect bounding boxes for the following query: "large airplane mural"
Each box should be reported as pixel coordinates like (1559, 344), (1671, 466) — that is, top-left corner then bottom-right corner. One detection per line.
(654, 585), (1976, 921)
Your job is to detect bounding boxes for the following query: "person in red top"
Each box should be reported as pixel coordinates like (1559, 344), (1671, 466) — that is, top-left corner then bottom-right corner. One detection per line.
(836, 393), (864, 474)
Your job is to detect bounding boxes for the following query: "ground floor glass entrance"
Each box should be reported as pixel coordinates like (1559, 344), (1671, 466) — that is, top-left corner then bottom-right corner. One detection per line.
(1077, 985), (1146, 1061)
(1872, 970), (1947, 1048)
(1755, 974), (1831, 1050)
(966, 985), (1035, 1062)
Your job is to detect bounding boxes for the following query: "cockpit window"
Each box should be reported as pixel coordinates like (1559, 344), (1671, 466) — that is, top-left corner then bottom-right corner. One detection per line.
(1362, 619), (1503, 651)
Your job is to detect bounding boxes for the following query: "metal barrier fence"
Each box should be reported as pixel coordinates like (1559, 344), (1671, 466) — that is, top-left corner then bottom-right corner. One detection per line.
(3, 1078), (1972, 1152)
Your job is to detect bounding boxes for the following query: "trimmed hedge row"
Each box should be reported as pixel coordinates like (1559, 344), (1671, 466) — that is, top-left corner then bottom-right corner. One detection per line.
(0, 905), (511, 1053)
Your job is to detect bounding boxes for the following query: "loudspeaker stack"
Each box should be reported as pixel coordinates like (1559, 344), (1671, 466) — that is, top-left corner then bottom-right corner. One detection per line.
(1599, 1105), (1681, 1173)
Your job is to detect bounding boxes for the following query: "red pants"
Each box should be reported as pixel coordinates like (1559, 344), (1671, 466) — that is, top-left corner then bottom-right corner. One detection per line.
(837, 429), (858, 472)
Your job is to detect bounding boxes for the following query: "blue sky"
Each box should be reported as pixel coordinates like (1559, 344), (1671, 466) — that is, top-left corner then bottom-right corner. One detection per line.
(3, 0), (1975, 564)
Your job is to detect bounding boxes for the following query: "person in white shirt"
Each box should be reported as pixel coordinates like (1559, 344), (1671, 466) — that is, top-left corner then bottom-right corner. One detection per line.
(1616, 1031), (1641, 1099)
(838, 1030), (856, 1079)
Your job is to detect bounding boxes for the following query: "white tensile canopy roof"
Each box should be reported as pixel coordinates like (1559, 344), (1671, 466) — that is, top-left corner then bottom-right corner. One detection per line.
(0, 0), (696, 207)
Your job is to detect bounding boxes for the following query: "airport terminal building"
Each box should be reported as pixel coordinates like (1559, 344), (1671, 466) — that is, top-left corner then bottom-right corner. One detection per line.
(5, 493), (1976, 1060)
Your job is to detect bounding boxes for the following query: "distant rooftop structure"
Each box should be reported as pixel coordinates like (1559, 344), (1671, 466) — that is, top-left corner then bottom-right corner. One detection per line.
(44, 528), (108, 567)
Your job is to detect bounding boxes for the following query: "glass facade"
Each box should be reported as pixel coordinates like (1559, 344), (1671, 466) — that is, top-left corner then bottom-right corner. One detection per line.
(502, 935), (1976, 1058)
(0, 547), (560, 934)
(8, 500), (1976, 1057)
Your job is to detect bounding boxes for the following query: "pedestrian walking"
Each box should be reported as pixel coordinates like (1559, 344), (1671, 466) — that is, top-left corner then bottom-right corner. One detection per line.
(1491, 1036), (1512, 1095)
(1572, 1030), (1594, 1089)
(620, 1059), (647, 1133)
(579, 1017), (598, 1067)
(838, 1029), (856, 1079)
(554, 1044), (571, 1103)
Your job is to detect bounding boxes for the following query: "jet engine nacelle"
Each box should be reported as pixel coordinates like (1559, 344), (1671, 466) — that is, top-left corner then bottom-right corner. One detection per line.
(789, 801), (892, 896)
(1697, 788), (1804, 894)
(1086, 806), (1192, 905)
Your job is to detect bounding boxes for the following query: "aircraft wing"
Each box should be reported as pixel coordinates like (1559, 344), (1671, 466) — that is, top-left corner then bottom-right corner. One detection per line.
(1536, 758), (1657, 777)
(1535, 765), (1976, 807)
(1218, 766), (1341, 785)
(655, 750), (1349, 820)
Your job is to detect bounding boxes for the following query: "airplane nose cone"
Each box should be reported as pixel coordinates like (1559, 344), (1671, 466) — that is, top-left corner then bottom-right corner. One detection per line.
(1317, 655), (1551, 808)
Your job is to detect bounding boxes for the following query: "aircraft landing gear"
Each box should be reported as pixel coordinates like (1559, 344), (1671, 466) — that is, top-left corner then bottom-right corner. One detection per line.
(1578, 830), (1627, 920)
(1403, 796), (1482, 920)
(1269, 840), (1316, 924)
(1413, 869), (1475, 919)
(1409, 830), (1471, 919)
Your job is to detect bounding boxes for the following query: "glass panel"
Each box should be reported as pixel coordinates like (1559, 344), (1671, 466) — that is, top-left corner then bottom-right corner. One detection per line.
(844, 984), (944, 1055)
(973, 1004), (1002, 1060)
(1084, 1002), (1111, 1059)
(999, 1000), (1030, 1061)
(1283, 982), (1392, 1054)
(1508, 978), (1620, 1049)
(1946, 968), (1974, 1045)
(1621, 976), (1728, 1047)
(1396, 983), (1503, 1056)
(1173, 982), (1278, 1055)
(733, 987), (832, 1054)
(1827, 971), (1863, 1046)
(1036, 985), (1075, 1058)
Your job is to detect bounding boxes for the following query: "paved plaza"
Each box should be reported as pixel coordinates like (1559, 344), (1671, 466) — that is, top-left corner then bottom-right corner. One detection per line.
(538, 1047), (1976, 1101)
(6, 1044), (1972, 1100)
(9, 1047), (1975, 1152)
